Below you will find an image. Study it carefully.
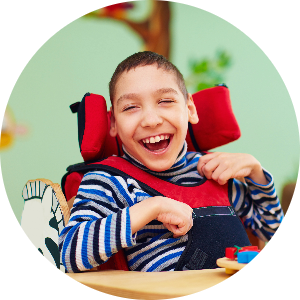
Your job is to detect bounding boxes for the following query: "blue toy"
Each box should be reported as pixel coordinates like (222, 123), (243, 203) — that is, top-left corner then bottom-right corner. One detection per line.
(237, 251), (259, 263)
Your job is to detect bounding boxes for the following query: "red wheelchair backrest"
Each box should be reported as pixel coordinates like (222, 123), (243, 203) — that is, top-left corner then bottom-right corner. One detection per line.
(64, 85), (240, 202)
(70, 85), (240, 162)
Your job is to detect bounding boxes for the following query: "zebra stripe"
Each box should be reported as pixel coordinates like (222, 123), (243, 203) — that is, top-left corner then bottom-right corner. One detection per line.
(21, 180), (65, 272)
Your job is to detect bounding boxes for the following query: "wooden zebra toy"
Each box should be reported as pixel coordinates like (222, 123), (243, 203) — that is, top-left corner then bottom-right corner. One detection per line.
(21, 179), (70, 272)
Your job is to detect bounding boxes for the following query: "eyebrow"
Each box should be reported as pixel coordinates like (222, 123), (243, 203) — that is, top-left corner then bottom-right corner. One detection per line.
(116, 88), (179, 106)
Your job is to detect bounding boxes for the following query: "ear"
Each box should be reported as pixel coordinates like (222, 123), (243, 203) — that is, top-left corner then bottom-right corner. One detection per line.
(109, 107), (118, 137)
(187, 93), (199, 124)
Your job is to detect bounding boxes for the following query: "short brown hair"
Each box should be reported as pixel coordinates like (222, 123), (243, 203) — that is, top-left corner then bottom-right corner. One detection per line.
(109, 51), (188, 104)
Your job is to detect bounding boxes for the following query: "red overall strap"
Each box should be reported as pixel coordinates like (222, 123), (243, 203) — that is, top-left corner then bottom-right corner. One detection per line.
(92, 156), (231, 208)
(87, 156), (233, 271)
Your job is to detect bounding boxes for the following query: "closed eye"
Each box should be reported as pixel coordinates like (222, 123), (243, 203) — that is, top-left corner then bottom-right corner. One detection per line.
(159, 99), (175, 104)
(122, 105), (137, 112)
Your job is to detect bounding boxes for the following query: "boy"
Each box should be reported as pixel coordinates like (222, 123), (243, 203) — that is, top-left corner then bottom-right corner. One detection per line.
(59, 51), (283, 273)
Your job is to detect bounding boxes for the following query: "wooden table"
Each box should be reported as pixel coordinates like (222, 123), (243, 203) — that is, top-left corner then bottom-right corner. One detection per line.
(67, 268), (231, 299)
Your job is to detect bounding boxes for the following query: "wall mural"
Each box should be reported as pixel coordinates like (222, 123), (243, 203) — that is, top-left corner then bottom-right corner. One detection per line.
(0, 107), (27, 151)
(85, 1), (231, 93)
(86, 1), (171, 58)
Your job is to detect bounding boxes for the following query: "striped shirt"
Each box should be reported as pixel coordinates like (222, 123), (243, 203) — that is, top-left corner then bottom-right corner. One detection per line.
(59, 143), (283, 273)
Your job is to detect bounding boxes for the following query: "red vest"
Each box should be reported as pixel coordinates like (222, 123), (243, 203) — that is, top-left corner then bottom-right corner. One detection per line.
(63, 156), (251, 271)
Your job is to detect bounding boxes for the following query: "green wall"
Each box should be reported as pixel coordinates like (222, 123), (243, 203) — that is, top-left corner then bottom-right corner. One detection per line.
(1, 1), (299, 223)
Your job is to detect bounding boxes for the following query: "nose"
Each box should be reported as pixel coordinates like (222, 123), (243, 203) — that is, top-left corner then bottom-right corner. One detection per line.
(140, 108), (163, 128)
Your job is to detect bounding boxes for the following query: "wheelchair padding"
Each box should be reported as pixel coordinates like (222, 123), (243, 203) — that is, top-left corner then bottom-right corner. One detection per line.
(70, 85), (240, 162)
(186, 86), (241, 152)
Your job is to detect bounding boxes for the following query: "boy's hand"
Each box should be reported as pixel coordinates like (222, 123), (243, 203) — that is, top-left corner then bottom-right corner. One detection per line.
(197, 152), (268, 185)
(154, 196), (193, 238)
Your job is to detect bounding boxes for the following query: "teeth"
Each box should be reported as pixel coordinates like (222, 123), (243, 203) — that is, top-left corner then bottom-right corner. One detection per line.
(143, 134), (170, 144)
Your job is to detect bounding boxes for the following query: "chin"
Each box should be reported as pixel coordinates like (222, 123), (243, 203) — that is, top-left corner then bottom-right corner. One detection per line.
(144, 161), (173, 172)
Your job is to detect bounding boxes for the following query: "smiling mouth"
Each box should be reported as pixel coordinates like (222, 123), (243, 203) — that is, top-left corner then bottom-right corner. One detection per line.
(141, 134), (172, 152)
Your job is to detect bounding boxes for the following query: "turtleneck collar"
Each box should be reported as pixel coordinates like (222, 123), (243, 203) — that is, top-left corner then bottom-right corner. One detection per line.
(122, 141), (188, 177)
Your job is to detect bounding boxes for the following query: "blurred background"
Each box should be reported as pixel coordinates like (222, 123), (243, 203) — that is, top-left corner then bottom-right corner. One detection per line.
(1, 0), (298, 223)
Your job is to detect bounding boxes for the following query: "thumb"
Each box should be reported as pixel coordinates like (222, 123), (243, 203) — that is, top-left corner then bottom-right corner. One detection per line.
(164, 223), (185, 237)
(164, 223), (178, 233)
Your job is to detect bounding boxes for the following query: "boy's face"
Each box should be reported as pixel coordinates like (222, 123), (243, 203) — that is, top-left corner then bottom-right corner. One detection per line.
(110, 65), (198, 172)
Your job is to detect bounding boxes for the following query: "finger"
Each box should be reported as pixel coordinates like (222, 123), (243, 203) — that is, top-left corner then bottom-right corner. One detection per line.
(201, 157), (221, 179)
(173, 217), (193, 238)
(216, 164), (251, 185)
(211, 163), (229, 182)
(187, 218), (193, 233)
(164, 223), (184, 235)
(174, 222), (189, 236)
(175, 218), (192, 238)
(217, 168), (235, 185)
(199, 152), (220, 163)
(197, 153), (219, 176)
(163, 223), (173, 233)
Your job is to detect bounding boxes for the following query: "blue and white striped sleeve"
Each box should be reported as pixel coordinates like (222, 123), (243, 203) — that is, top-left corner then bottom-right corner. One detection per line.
(58, 171), (137, 273)
(231, 169), (284, 242)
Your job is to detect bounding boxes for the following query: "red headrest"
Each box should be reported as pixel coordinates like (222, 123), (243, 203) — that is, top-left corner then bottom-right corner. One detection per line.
(70, 86), (240, 162)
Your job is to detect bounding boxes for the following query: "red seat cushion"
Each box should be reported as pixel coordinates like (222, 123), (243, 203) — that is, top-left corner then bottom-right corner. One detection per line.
(74, 86), (240, 162)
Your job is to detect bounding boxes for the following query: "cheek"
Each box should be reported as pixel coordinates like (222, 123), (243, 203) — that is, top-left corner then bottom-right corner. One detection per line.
(170, 109), (189, 129)
(116, 118), (136, 139)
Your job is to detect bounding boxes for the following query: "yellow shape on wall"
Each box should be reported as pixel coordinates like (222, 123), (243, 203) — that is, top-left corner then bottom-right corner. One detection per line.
(1, 106), (28, 150)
